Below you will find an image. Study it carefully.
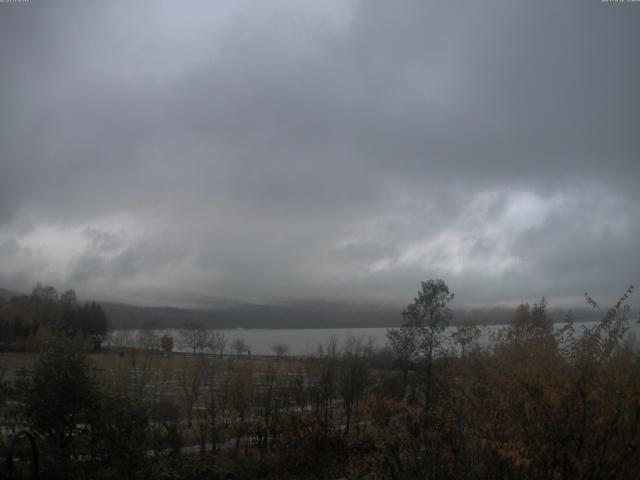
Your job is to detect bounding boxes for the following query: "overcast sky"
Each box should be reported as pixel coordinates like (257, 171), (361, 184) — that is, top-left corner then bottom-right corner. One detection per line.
(0, 0), (639, 309)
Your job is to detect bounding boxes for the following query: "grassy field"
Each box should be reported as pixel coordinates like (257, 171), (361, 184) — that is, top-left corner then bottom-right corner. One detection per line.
(2, 348), (319, 455)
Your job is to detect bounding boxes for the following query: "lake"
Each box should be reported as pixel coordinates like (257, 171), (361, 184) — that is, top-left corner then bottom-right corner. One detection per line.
(107, 320), (640, 356)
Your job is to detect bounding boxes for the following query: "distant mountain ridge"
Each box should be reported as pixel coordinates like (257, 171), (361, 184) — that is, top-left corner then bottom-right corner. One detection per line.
(0, 286), (603, 329)
(101, 301), (402, 329)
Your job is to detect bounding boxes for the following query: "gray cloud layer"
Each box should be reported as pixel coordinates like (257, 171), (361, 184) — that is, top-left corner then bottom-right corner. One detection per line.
(1, 0), (639, 308)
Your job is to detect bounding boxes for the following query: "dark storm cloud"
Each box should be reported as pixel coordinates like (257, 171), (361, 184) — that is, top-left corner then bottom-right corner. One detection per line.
(0, 0), (638, 307)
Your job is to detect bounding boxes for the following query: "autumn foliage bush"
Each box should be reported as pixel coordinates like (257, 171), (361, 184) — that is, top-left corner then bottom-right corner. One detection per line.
(4, 282), (639, 480)
(270, 412), (348, 474)
(353, 291), (640, 480)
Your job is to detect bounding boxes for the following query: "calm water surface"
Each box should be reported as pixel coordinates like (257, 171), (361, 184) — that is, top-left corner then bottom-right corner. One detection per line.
(108, 321), (640, 356)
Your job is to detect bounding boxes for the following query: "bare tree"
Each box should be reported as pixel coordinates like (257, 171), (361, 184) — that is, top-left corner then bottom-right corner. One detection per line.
(106, 330), (133, 349)
(137, 329), (160, 351)
(316, 334), (339, 426)
(178, 356), (204, 427)
(193, 356), (223, 456)
(209, 331), (228, 357)
(227, 362), (254, 453)
(270, 342), (289, 356)
(231, 338), (249, 356)
(339, 335), (373, 433)
(179, 322), (212, 354)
